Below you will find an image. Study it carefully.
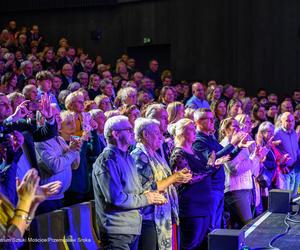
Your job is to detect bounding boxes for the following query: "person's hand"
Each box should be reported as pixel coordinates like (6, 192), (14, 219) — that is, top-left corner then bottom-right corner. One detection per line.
(230, 131), (247, 146)
(144, 191), (167, 205)
(215, 155), (230, 166)
(173, 168), (192, 184)
(272, 140), (281, 146)
(207, 151), (216, 166)
(17, 169), (40, 204)
(9, 131), (24, 152)
(39, 93), (53, 119)
(279, 154), (291, 165)
(90, 119), (98, 131)
(11, 100), (30, 121)
(69, 136), (82, 151)
(81, 131), (90, 142)
(238, 134), (255, 148)
(33, 181), (62, 205)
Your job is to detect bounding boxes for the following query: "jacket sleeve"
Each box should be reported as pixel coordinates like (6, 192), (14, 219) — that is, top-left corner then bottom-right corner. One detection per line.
(35, 141), (79, 174)
(93, 159), (149, 210)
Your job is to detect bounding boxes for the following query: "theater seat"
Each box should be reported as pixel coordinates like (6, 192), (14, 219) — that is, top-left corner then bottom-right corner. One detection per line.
(90, 200), (100, 240)
(62, 201), (101, 250)
(29, 209), (73, 250)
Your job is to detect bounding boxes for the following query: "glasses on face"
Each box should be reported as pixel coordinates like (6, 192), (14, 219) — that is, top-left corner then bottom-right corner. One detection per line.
(114, 128), (134, 133)
(201, 117), (214, 122)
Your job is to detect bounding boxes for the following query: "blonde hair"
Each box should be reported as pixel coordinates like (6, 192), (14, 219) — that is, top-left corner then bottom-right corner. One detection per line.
(170, 118), (194, 146)
(64, 91), (84, 111)
(167, 101), (184, 124)
(219, 117), (235, 142)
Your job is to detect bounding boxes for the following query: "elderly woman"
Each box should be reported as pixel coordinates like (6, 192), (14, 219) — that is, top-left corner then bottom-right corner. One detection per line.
(95, 94), (112, 112)
(131, 118), (192, 250)
(169, 118), (229, 249)
(219, 117), (264, 228)
(65, 91), (93, 137)
(120, 87), (137, 107)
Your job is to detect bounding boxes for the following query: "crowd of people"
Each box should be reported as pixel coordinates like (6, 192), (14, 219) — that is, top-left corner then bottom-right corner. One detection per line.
(0, 20), (300, 250)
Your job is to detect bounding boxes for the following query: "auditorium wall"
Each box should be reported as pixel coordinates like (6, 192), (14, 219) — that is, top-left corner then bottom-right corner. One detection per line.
(2, 0), (300, 95)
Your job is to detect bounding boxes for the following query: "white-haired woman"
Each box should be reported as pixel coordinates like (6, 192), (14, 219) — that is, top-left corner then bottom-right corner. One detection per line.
(131, 118), (192, 250)
(169, 118), (229, 249)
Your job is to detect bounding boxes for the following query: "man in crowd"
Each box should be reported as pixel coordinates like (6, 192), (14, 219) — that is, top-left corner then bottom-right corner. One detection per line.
(186, 82), (210, 109)
(92, 115), (166, 249)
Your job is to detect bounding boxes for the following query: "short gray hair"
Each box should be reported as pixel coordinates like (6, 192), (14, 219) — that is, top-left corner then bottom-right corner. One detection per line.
(134, 118), (160, 143)
(20, 60), (32, 70)
(104, 115), (129, 143)
(89, 108), (104, 119)
(193, 108), (211, 122)
(145, 103), (165, 119)
(120, 87), (137, 102)
(258, 121), (274, 134)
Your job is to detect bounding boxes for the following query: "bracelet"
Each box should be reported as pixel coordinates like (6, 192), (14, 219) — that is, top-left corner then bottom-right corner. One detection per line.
(14, 214), (33, 225)
(15, 208), (29, 214)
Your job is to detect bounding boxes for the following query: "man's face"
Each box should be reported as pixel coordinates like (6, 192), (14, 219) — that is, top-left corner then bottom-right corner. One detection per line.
(102, 71), (112, 81)
(225, 85), (234, 98)
(24, 63), (33, 77)
(268, 95), (278, 104)
(193, 83), (205, 100)
(79, 73), (89, 87)
(52, 77), (62, 90)
(281, 101), (293, 113)
(103, 84), (113, 97)
(293, 91), (300, 102)
(115, 121), (135, 146)
(149, 60), (159, 72)
(62, 64), (73, 77)
(196, 111), (215, 134)
(0, 96), (12, 121)
(282, 113), (295, 131)
(84, 59), (93, 70)
(67, 48), (76, 59)
(39, 79), (52, 93)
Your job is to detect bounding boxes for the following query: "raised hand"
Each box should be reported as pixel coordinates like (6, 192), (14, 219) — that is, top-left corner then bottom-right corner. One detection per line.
(17, 169), (40, 204)
(215, 155), (230, 166)
(12, 100), (30, 121)
(39, 93), (53, 119)
(231, 131), (247, 146)
(9, 131), (24, 152)
(34, 181), (62, 204)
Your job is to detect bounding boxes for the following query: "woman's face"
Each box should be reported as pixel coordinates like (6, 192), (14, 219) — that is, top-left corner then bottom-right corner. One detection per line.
(267, 106), (278, 118)
(241, 116), (252, 133)
(263, 128), (274, 141)
(126, 92), (137, 106)
(60, 117), (76, 140)
(99, 98), (111, 112)
(229, 102), (242, 117)
(71, 96), (85, 113)
(94, 112), (106, 133)
(28, 87), (38, 101)
(227, 120), (240, 136)
(177, 106), (185, 121)
(145, 124), (162, 151)
(128, 108), (140, 126)
(213, 87), (221, 100)
(164, 89), (175, 104)
(216, 102), (227, 117)
(182, 122), (196, 144)
(91, 76), (100, 89)
(257, 107), (267, 121)
(9, 75), (18, 88)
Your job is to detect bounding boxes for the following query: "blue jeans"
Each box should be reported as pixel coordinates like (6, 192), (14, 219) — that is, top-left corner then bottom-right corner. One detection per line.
(210, 189), (224, 230)
(100, 233), (139, 250)
(277, 169), (298, 198)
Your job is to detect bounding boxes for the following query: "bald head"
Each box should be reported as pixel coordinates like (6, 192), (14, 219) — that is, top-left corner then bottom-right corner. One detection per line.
(281, 112), (295, 131)
(192, 82), (205, 100)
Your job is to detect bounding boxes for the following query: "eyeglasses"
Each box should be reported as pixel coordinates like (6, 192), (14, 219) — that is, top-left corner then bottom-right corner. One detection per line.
(114, 128), (134, 133)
